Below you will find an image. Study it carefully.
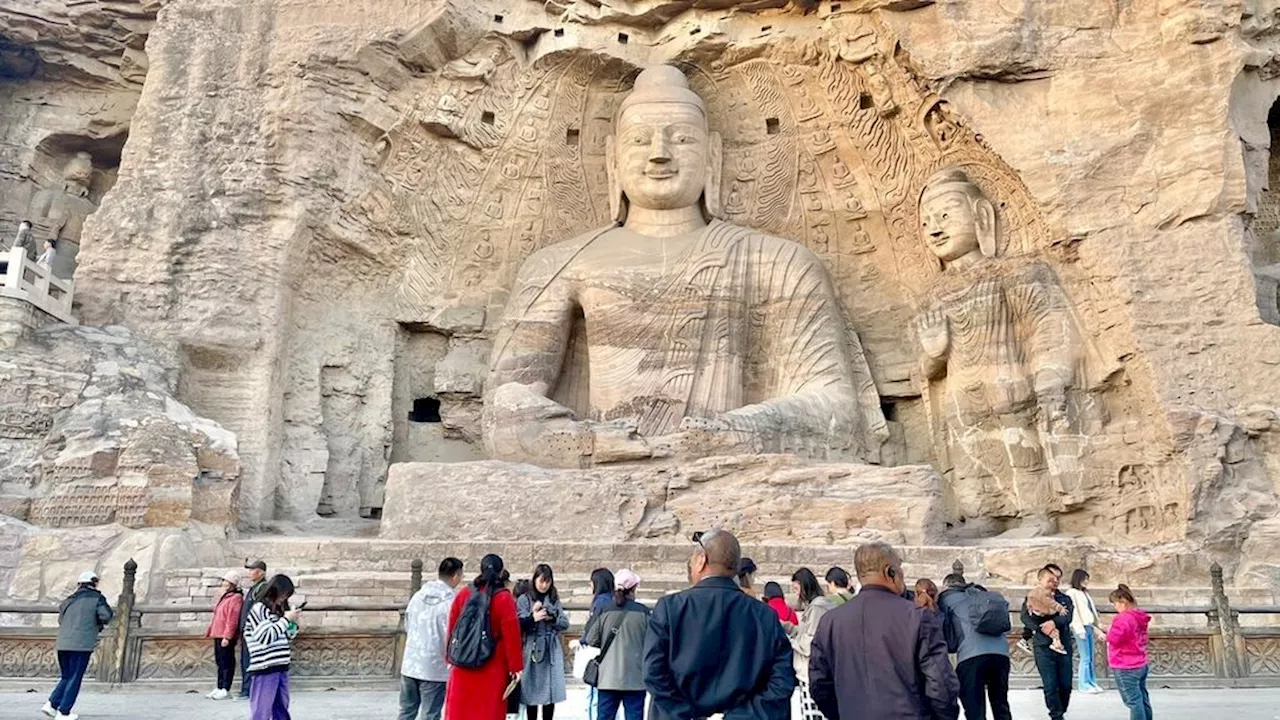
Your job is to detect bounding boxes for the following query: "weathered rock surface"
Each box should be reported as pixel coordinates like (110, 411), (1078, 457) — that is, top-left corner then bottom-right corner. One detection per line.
(0, 0), (1274, 586)
(381, 455), (946, 545)
(0, 324), (239, 529)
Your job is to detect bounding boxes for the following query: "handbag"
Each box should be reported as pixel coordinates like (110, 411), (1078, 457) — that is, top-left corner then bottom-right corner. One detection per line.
(582, 625), (618, 688)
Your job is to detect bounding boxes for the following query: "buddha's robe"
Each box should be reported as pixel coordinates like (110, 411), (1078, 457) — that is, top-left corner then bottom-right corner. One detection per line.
(485, 220), (884, 468)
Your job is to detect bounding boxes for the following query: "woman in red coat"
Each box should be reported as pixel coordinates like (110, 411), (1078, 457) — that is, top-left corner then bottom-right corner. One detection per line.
(445, 554), (524, 720)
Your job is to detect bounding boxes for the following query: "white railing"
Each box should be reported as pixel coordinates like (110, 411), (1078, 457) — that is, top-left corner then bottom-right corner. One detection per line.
(0, 246), (76, 324)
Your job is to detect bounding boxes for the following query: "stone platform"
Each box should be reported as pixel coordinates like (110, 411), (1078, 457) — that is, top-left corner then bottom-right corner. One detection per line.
(379, 455), (946, 545)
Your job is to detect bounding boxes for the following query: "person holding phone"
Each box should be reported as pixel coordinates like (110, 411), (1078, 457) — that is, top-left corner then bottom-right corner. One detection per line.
(245, 575), (302, 720)
(517, 564), (569, 720)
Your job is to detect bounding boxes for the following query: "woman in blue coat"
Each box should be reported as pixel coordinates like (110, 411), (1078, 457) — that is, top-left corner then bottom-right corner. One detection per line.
(517, 564), (569, 719)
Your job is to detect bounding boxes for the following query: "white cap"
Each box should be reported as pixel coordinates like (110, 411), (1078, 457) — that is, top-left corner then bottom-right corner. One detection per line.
(78, 571), (98, 584)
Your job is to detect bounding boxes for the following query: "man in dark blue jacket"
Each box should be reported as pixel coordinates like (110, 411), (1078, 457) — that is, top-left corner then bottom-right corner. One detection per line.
(1021, 566), (1075, 720)
(643, 529), (795, 719)
(808, 542), (959, 720)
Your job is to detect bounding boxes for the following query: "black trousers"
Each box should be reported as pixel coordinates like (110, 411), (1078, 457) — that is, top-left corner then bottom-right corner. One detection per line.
(1033, 645), (1073, 720)
(214, 639), (237, 691)
(956, 654), (1012, 720)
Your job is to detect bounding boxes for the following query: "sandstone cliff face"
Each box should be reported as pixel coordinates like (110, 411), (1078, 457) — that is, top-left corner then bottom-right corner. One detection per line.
(0, 0), (1271, 581)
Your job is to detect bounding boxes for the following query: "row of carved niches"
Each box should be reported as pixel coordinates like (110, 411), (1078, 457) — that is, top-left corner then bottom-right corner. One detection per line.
(0, 131), (124, 279)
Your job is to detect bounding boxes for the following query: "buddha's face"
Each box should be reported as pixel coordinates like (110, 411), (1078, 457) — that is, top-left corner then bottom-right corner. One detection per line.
(920, 187), (981, 262)
(615, 103), (708, 211)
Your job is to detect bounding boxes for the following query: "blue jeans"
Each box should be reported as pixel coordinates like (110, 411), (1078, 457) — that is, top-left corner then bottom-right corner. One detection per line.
(1078, 626), (1101, 690)
(48, 650), (92, 715)
(597, 690), (645, 720)
(1114, 665), (1152, 720)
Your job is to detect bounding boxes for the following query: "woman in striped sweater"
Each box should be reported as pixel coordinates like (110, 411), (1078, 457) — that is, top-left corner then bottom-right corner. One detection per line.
(245, 575), (302, 720)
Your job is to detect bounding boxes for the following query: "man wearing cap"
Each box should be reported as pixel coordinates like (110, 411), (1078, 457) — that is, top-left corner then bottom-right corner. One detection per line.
(644, 530), (796, 719)
(238, 559), (268, 699)
(41, 571), (113, 720)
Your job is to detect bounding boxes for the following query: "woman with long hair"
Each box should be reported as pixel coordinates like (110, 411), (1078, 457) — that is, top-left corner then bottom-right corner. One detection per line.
(1106, 584), (1152, 720)
(446, 554), (524, 720)
(582, 569), (650, 720)
(914, 578), (940, 614)
(737, 558), (759, 599)
(205, 571), (244, 700)
(244, 574), (302, 720)
(518, 564), (569, 720)
(580, 568), (615, 720)
(789, 567), (836, 720)
(1065, 569), (1104, 693)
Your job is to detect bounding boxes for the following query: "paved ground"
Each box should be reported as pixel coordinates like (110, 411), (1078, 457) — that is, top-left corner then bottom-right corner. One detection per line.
(1, 686), (1279, 719)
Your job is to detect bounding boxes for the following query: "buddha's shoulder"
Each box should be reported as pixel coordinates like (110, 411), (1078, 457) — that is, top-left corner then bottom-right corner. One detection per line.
(711, 221), (826, 263)
(515, 227), (617, 275)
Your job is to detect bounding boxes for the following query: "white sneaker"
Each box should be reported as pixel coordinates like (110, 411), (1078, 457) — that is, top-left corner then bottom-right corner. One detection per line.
(56, 713), (78, 720)
(210, 689), (229, 700)
(206, 689), (219, 699)
(40, 702), (55, 718)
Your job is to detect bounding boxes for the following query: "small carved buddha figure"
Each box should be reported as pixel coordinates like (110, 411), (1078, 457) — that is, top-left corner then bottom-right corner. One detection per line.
(27, 151), (97, 279)
(484, 65), (884, 468)
(914, 168), (1079, 531)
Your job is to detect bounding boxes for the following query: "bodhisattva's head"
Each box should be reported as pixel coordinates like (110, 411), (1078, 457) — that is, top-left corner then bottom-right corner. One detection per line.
(919, 168), (997, 265)
(608, 65), (722, 222)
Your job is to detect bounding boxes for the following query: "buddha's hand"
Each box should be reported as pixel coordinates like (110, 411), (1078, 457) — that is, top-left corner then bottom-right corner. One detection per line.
(653, 416), (751, 458)
(590, 420), (655, 463)
(916, 309), (950, 358)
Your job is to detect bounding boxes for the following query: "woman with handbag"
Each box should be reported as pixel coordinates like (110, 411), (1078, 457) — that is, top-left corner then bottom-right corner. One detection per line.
(517, 564), (569, 719)
(581, 569), (650, 720)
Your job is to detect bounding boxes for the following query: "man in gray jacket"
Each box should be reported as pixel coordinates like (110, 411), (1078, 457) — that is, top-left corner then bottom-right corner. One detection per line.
(41, 571), (113, 720)
(399, 557), (463, 720)
(938, 574), (1012, 720)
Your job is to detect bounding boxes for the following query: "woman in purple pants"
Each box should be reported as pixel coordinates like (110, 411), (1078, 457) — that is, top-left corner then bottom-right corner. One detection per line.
(244, 575), (302, 720)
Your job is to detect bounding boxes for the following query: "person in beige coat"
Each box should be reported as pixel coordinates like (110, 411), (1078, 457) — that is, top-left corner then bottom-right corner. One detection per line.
(788, 568), (836, 720)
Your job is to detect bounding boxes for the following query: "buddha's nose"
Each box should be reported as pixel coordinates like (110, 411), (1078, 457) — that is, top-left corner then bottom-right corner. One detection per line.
(649, 135), (671, 162)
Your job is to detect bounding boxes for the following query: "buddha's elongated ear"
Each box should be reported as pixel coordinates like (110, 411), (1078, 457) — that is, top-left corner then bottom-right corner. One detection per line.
(974, 196), (997, 257)
(702, 130), (723, 220)
(606, 135), (625, 224)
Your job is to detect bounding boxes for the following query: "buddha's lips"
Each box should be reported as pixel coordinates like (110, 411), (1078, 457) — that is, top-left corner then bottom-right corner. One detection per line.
(645, 169), (678, 179)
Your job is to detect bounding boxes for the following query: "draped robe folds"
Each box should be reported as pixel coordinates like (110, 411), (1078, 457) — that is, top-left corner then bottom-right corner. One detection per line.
(484, 220), (885, 467)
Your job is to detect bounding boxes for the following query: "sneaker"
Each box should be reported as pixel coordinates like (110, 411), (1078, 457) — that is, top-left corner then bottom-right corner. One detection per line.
(210, 689), (229, 700)
(1087, 685), (1106, 694)
(1052, 645), (1068, 655)
(56, 713), (78, 720)
(41, 702), (55, 718)
(1016, 639), (1033, 655)
(206, 689), (219, 699)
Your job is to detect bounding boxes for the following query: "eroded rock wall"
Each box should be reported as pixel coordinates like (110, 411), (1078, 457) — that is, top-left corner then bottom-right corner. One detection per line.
(42, 0), (1280, 578)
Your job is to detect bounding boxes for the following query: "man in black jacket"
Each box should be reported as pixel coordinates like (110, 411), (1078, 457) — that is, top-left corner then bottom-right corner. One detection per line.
(237, 559), (268, 698)
(1021, 566), (1075, 720)
(643, 530), (795, 719)
(808, 542), (959, 720)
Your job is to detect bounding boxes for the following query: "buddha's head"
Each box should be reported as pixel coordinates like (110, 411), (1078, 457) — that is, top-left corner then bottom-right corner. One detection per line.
(919, 167), (997, 265)
(608, 65), (722, 222)
(62, 151), (93, 193)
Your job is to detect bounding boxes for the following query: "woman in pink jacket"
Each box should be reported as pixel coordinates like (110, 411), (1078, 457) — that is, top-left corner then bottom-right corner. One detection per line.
(206, 571), (245, 700)
(1106, 584), (1152, 720)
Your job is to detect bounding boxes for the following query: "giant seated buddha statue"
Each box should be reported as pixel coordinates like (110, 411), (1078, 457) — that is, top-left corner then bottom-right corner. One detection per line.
(382, 66), (944, 545)
(482, 65), (887, 469)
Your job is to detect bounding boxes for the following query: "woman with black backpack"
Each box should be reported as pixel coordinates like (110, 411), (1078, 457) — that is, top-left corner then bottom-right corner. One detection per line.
(445, 554), (524, 720)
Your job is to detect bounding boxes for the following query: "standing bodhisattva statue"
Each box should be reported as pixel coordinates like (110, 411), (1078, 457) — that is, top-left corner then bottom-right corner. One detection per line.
(483, 65), (884, 468)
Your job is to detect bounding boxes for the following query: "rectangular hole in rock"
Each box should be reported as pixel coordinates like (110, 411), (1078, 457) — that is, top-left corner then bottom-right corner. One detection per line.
(409, 397), (442, 423)
(761, 25), (773, 32)
(493, 14), (504, 23)
(554, 28), (564, 37)
(565, 127), (580, 146)
(481, 111), (495, 125)
(618, 33), (629, 44)
(766, 117), (781, 135)
(858, 93), (874, 110)
(691, 27), (701, 35)
(831, 2), (841, 10)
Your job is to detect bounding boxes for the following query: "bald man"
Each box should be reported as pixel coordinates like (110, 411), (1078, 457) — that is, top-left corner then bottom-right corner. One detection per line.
(643, 530), (796, 719)
(809, 542), (959, 720)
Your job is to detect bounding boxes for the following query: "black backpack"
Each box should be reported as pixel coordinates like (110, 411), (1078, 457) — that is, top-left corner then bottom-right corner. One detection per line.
(447, 589), (496, 669)
(966, 585), (1012, 636)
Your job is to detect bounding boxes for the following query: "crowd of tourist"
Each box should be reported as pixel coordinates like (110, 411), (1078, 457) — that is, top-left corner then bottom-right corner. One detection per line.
(34, 536), (1157, 720)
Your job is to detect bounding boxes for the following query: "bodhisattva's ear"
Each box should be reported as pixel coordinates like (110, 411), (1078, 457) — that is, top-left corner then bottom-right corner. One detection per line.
(974, 196), (998, 258)
(702, 131), (723, 220)
(606, 134), (625, 224)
